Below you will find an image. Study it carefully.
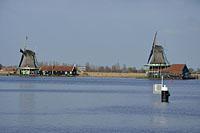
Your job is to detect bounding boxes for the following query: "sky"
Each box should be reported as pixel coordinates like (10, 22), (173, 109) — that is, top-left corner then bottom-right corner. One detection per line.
(0, 0), (200, 69)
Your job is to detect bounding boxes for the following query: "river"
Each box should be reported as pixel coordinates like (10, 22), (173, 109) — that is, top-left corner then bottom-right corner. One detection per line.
(0, 76), (200, 133)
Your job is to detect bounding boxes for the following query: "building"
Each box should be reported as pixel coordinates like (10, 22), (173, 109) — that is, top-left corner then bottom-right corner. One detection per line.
(145, 32), (170, 78)
(77, 66), (86, 74)
(0, 67), (17, 75)
(18, 48), (39, 76)
(39, 65), (77, 76)
(161, 64), (192, 79)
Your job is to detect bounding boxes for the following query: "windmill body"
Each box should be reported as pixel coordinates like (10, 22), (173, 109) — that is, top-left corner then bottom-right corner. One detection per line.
(145, 32), (170, 78)
(18, 48), (39, 76)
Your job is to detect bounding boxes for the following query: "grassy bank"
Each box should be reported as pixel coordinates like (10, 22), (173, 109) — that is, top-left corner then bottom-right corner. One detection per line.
(80, 72), (200, 79)
(80, 72), (146, 78)
(1, 71), (199, 79)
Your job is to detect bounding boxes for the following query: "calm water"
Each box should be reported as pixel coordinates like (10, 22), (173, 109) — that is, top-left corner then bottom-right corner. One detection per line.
(0, 76), (200, 133)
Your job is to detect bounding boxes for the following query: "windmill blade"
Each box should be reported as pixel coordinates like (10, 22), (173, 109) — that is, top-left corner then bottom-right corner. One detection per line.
(147, 49), (153, 64)
(147, 32), (157, 64)
(152, 32), (157, 47)
(32, 55), (37, 68)
(19, 55), (24, 67)
(20, 49), (25, 54)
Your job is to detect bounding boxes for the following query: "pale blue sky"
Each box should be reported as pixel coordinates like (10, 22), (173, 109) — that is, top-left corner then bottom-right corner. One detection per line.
(0, 0), (200, 68)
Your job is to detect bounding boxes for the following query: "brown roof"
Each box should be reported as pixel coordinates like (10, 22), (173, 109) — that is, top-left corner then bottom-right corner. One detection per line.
(40, 66), (75, 71)
(162, 64), (186, 75)
(40, 66), (52, 71)
(1, 67), (17, 71)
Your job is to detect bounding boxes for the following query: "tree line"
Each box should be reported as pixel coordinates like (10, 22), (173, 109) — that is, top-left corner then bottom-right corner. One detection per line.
(85, 62), (145, 73)
(189, 68), (200, 74)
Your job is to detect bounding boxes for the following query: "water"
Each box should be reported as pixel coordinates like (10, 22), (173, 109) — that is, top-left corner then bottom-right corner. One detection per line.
(0, 76), (200, 133)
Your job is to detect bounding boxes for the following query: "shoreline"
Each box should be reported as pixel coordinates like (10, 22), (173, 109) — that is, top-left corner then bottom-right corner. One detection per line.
(1, 71), (199, 79)
(0, 71), (146, 79)
(79, 72), (146, 79)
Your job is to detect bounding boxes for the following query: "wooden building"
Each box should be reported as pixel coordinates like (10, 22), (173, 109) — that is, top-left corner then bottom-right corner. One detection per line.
(17, 37), (39, 76)
(39, 65), (77, 76)
(161, 64), (192, 79)
(18, 48), (39, 76)
(145, 32), (170, 78)
(0, 67), (17, 75)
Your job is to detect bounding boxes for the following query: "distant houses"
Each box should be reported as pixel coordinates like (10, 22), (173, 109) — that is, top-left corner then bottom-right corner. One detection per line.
(39, 65), (78, 76)
(161, 64), (191, 79)
(0, 67), (17, 75)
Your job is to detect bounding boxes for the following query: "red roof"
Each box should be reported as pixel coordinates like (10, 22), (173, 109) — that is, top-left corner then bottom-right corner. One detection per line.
(40, 66), (75, 71)
(40, 66), (52, 71)
(162, 64), (187, 75)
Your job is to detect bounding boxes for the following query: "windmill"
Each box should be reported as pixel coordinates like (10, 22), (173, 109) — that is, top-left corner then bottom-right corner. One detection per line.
(19, 49), (38, 68)
(18, 36), (39, 75)
(146, 32), (170, 78)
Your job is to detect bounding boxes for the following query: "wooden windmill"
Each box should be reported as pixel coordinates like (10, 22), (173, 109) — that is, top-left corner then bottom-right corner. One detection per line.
(18, 36), (39, 75)
(19, 49), (37, 68)
(146, 32), (170, 78)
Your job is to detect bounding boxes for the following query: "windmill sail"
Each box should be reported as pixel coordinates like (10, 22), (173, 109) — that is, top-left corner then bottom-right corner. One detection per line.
(147, 32), (157, 64)
(147, 32), (169, 65)
(19, 54), (24, 67)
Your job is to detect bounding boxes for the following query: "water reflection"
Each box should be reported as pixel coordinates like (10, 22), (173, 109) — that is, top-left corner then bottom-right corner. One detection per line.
(18, 82), (35, 90)
(151, 99), (169, 128)
(18, 82), (35, 126)
(152, 115), (168, 127)
(19, 93), (35, 113)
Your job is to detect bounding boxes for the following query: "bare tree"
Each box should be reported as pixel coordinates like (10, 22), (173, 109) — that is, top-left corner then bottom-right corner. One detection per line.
(84, 62), (144, 73)
(85, 62), (91, 72)
(105, 66), (111, 72)
(98, 66), (105, 72)
(189, 68), (194, 74)
(197, 68), (200, 73)
(111, 63), (121, 72)
(122, 64), (127, 73)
